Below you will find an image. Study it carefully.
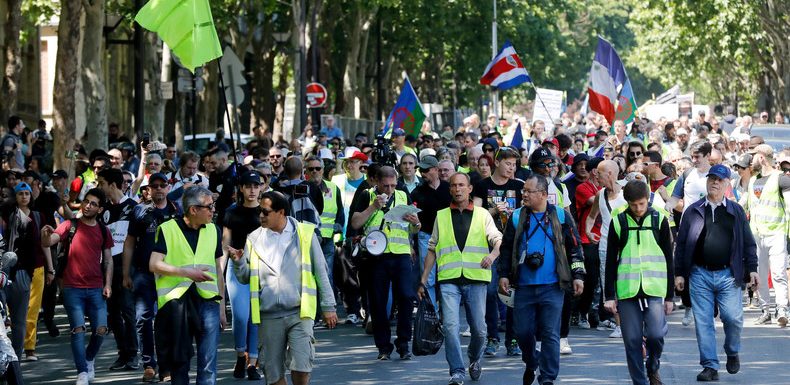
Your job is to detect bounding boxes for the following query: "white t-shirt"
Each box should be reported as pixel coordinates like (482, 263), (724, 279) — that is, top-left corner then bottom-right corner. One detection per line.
(598, 188), (627, 258)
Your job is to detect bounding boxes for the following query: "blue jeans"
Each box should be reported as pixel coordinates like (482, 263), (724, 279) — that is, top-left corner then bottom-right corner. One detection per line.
(440, 282), (487, 376)
(226, 267), (258, 359)
(133, 271), (158, 368)
(690, 266), (743, 370)
(62, 287), (107, 374)
(513, 283), (563, 384)
(486, 268), (514, 342)
(170, 300), (220, 385)
(320, 237), (336, 291)
(617, 297), (668, 385)
(417, 231), (437, 309)
(370, 254), (415, 354)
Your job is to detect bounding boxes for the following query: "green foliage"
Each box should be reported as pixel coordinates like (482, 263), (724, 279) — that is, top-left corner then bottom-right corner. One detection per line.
(20, 0), (58, 43)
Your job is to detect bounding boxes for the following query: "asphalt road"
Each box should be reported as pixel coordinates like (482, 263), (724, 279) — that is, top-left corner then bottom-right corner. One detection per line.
(18, 305), (790, 385)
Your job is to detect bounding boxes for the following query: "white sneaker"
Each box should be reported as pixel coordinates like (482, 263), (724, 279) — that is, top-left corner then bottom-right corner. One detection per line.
(460, 326), (472, 337)
(597, 319), (616, 331)
(609, 326), (622, 338)
(76, 372), (90, 385)
(577, 317), (590, 329)
(345, 314), (360, 325)
(777, 308), (788, 327)
(682, 308), (694, 326)
(86, 360), (95, 381)
(559, 338), (572, 355)
(535, 341), (541, 352)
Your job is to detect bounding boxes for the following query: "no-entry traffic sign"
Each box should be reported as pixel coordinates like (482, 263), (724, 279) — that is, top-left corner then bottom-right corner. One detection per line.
(306, 83), (327, 108)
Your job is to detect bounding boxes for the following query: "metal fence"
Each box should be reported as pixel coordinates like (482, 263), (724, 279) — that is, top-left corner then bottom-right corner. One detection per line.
(336, 116), (384, 140)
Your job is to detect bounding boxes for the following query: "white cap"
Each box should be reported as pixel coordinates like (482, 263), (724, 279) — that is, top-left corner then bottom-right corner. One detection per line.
(340, 146), (361, 159)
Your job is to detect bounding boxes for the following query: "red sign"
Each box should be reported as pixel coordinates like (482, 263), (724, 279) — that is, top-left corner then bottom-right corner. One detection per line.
(306, 83), (327, 108)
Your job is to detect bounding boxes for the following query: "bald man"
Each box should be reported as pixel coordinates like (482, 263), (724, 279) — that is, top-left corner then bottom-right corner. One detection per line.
(438, 160), (455, 183)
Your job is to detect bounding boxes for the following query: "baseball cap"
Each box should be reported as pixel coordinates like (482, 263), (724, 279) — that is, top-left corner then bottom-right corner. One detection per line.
(51, 170), (68, 180)
(392, 128), (406, 137)
(749, 144), (774, 158)
(13, 182), (31, 194)
(348, 150), (368, 162)
(542, 137), (559, 148)
(572, 153), (589, 168)
(239, 170), (262, 185)
(419, 148), (436, 160)
(734, 153), (753, 168)
(148, 173), (169, 185)
(528, 148), (553, 167)
(706, 164), (731, 180)
(418, 155), (439, 170)
(586, 156), (604, 172)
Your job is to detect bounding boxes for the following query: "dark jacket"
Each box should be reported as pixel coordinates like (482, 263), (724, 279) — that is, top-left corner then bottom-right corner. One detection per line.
(674, 198), (757, 287)
(498, 204), (585, 291)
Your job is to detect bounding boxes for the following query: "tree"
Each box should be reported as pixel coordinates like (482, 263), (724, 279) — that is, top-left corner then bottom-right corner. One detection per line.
(81, 0), (107, 152)
(1, 0), (23, 125)
(52, 0), (82, 172)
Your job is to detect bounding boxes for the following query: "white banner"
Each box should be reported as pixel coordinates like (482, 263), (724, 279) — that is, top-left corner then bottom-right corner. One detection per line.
(532, 87), (564, 124)
(645, 104), (679, 122)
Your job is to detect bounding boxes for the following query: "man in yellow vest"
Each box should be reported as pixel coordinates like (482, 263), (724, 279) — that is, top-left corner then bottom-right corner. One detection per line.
(305, 156), (344, 294)
(417, 173), (502, 385)
(228, 191), (337, 385)
(351, 166), (421, 360)
(746, 144), (790, 326)
(149, 186), (227, 385)
(604, 181), (674, 385)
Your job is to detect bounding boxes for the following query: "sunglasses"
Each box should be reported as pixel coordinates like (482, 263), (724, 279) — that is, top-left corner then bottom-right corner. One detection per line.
(629, 151), (643, 157)
(149, 183), (167, 189)
(269, 154), (282, 159)
(642, 162), (658, 167)
(259, 207), (274, 216)
(535, 162), (556, 169)
(306, 167), (322, 172)
(195, 203), (215, 211)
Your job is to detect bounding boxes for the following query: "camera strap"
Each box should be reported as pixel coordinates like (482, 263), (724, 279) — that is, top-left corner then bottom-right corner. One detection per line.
(524, 211), (555, 244)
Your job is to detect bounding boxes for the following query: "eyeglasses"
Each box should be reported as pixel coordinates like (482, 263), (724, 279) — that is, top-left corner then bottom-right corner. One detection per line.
(259, 207), (274, 216)
(483, 147), (494, 153)
(306, 167), (322, 172)
(123, 179), (132, 184)
(92, 165), (104, 170)
(195, 203), (215, 211)
(84, 200), (101, 207)
(524, 189), (545, 195)
(149, 183), (167, 189)
(629, 151), (643, 157)
(535, 162), (556, 169)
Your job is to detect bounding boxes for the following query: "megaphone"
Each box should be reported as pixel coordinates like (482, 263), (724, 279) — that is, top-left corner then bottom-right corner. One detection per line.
(0, 251), (17, 273)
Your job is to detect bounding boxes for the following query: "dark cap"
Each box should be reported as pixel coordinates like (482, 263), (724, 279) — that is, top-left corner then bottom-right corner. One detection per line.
(51, 170), (68, 179)
(586, 156), (604, 172)
(148, 173), (169, 184)
(22, 170), (41, 181)
(734, 153), (753, 168)
(572, 153), (589, 168)
(239, 170), (262, 185)
(528, 148), (553, 167)
(418, 155), (439, 170)
(706, 164), (731, 180)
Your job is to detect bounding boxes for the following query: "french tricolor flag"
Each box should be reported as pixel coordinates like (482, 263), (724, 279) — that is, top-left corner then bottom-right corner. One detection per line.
(588, 36), (630, 124)
(480, 40), (531, 91)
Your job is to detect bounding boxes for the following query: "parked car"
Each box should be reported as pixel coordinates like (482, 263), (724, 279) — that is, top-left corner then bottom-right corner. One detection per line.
(182, 133), (254, 154)
(750, 124), (790, 151)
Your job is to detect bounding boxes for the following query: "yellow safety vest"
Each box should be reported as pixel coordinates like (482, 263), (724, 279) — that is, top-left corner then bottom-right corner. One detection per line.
(319, 180), (338, 238)
(248, 222), (318, 324)
(364, 189), (411, 254)
(435, 206), (491, 282)
(748, 171), (787, 235)
(612, 209), (668, 300)
(155, 219), (219, 308)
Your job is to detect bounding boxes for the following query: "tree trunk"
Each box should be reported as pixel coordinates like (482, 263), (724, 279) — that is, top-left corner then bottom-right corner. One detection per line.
(197, 63), (219, 134)
(273, 55), (289, 142)
(250, 17), (275, 137)
(53, 0), (83, 173)
(1, 0), (22, 125)
(144, 34), (164, 141)
(80, 0), (106, 152)
(292, 0), (307, 141)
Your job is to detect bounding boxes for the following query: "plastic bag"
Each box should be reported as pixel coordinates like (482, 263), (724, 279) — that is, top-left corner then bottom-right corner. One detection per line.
(412, 298), (443, 356)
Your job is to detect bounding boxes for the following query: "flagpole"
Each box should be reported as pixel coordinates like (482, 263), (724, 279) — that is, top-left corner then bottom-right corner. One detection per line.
(529, 82), (556, 123)
(491, 0), (498, 120)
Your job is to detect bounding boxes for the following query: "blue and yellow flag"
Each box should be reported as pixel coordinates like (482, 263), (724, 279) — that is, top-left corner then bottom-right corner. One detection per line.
(135, 0), (222, 73)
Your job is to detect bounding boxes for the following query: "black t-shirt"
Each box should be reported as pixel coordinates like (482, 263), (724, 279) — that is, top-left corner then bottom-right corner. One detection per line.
(153, 217), (223, 258)
(103, 197), (137, 258)
(32, 190), (61, 227)
(349, 187), (413, 233)
(209, 166), (237, 228)
(223, 204), (262, 249)
(411, 181), (451, 234)
(129, 201), (181, 270)
(472, 177), (524, 211)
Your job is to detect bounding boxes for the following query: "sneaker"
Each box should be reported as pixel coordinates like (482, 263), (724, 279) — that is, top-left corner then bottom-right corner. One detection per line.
(726, 355), (740, 374)
(777, 308), (788, 327)
(109, 356), (127, 370)
(523, 368), (536, 385)
(233, 355), (246, 378)
(247, 365), (262, 380)
(506, 339), (522, 356)
(559, 338), (572, 355)
(125, 355), (140, 370)
(461, 326), (472, 337)
(578, 316), (590, 329)
(484, 338), (499, 357)
(86, 360), (95, 381)
(76, 372), (90, 385)
(345, 314), (360, 325)
(142, 367), (158, 383)
(449, 372), (465, 385)
(398, 349), (413, 360)
(682, 308), (694, 326)
(754, 310), (772, 325)
(609, 326), (622, 338)
(377, 351), (391, 360)
(469, 360), (481, 381)
(597, 319), (616, 331)
(24, 350), (38, 361)
(570, 314), (579, 326)
(648, 370), (664, 385)
(696, 367), (719, 381)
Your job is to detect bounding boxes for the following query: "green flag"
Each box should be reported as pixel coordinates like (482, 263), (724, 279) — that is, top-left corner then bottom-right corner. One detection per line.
(135, 0), (222, 73)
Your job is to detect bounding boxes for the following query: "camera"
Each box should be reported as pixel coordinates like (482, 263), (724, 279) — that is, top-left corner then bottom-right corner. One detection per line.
(373, 133), (397, 167)
(525, 252), (544, 270)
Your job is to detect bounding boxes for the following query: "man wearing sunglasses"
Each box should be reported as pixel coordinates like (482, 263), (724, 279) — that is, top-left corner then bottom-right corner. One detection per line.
(122, 172), (181, 382)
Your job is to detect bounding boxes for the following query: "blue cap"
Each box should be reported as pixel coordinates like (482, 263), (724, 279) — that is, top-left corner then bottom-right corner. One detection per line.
(392, 128), (406, 137)
(14, 182), (31, 194)
(706, 164), (731, 180)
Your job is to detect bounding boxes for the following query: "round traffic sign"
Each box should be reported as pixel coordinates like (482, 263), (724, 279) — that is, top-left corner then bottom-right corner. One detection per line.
(306, 83), (327, 108)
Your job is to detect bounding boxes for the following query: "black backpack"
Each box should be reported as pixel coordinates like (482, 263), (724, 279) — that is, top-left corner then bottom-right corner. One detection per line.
(54, 219), (110, 278)
(616, 209), (661, 257)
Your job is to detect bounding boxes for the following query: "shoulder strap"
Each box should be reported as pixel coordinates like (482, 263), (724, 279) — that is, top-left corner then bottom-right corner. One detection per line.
(617, 212), (628, 255)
